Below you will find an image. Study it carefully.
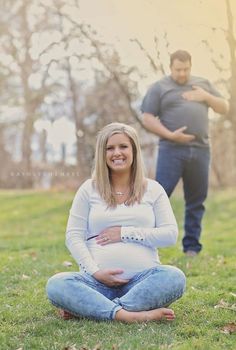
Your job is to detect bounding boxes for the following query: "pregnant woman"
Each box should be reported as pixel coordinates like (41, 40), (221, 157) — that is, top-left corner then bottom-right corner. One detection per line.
(46, 122), (186, 323)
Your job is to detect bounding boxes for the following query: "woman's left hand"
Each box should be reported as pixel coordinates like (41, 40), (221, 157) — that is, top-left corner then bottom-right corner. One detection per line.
(96, 226), (121, 245)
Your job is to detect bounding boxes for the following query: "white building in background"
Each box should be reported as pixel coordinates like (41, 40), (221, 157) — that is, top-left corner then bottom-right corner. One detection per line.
(1, 106), (78, 166)
(0, 106), (24, 162)
(33, 116), (77, 164)
(2, 105), (157, 185)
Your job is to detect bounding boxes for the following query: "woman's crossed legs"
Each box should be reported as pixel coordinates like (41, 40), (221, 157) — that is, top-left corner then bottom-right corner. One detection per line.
(46, 265), (186, 323)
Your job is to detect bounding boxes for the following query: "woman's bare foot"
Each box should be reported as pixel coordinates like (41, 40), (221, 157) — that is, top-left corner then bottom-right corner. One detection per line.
(147, 308), (175, 321)
(58, 309), (75, 320)
(115, 307), (175, 323)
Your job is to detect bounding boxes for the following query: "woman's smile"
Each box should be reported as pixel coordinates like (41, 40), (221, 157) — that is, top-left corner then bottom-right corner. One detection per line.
(112, 158), (125, 165)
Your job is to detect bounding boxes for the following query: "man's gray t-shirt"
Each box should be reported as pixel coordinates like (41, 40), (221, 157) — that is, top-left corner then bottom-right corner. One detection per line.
(141, 75), (222, 147)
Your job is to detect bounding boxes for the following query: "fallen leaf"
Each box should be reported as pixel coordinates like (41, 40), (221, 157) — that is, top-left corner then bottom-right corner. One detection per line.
(63, 261), (73, 267)
(220, 322), (236, 334)
(29, 251), (37, 257)
(186, 261), (191, 269)
(92, 345), (101, 350)
(230, 292), (236, 298)
(64, 345), (77, 350)
(216, 255), (226, 266)
(21, 274), (30, 280)
(214, 299), (236, 311)
(30, 251), (38, 261)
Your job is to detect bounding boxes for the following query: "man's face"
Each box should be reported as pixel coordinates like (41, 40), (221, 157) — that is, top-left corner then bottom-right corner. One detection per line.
(170, 59), (191, 85)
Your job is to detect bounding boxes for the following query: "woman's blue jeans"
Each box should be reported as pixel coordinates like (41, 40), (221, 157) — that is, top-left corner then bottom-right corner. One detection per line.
(46, 265), (186, 321)
(156, 144), (210, 253)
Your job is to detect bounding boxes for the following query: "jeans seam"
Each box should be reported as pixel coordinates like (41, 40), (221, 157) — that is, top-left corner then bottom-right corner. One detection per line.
(130, 266), (159, 284)
(162, 291), (185, 307)
(76, 274), (109, 290)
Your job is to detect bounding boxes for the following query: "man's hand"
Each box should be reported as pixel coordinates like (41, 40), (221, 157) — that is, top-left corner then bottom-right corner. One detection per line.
(96, 226), (121, 246)
(182, 85), (229, 114)
(182, 85), (209, 102)
(170, 126), (195, 143)
(142, 113), (195, 144)
(93, 269), (129, 287)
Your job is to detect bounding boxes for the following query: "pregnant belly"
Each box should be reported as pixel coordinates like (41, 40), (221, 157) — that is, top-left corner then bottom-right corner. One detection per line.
(87, 240), (158, 279)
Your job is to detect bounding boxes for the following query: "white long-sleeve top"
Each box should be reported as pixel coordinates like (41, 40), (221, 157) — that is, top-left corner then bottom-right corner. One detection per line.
(65, 178), (178, 279)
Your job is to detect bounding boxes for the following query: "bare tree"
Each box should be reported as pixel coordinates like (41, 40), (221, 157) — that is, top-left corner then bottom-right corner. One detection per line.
(0, 0), (56, 185)
(39, 1), (144, 181)
(225, 0), (236, 165)
(201, 0), (236, 186)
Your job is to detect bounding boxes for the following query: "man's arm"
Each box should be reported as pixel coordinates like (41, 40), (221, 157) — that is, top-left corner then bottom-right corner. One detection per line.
(205, 93), (229, 115)
(142, 113), (195, 144)
(182, 85), (229, 114)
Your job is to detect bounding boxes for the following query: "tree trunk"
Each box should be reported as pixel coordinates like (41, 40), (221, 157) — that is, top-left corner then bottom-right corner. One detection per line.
(40, 129), (47, 163)
(67, 60), (91, 182)
(226, 0), (236, 177)
(19, 1), (35, 187)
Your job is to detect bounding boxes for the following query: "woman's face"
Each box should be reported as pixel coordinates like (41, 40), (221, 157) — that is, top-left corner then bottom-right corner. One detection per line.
(106, 133), (133, 174)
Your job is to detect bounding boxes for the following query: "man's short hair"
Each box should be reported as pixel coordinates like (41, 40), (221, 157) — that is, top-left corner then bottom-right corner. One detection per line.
(170, 50), (191, 66)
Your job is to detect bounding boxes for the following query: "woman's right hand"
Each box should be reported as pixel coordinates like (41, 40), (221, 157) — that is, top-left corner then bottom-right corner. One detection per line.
(93, 269), (130, 287)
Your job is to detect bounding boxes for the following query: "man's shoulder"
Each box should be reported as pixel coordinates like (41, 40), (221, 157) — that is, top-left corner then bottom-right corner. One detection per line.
(189, 75), (220, 95)
(149, 76), (172, 91)
(189, 75), (210, 86)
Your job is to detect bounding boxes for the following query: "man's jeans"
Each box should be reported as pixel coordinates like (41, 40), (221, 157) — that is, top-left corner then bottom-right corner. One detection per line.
(156, 144), (210, 253)
(46, 265), (186, 321)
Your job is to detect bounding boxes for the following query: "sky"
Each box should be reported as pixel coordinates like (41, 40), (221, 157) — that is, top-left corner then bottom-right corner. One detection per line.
(33, 0), (235, 163)
(78, 0), (233, 92)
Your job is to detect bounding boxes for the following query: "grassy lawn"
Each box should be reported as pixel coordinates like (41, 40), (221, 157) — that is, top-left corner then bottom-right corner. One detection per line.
(0, 188), (235, 350)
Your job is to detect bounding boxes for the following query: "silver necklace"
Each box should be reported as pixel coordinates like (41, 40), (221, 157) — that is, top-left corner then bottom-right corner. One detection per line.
(113, 187), (129, 196)
(115, 191), (125, 196)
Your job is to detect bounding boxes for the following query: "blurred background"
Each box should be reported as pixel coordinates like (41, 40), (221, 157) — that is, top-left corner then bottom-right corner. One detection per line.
(0, 0), (235, 190)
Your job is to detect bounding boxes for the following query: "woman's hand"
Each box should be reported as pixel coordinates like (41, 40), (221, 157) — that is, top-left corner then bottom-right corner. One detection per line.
(93, 269), (129, 287)
(96, 226), (121, 245)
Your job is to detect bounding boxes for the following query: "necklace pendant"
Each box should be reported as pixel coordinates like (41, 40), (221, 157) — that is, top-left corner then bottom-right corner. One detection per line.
(115, 191), (124, 196)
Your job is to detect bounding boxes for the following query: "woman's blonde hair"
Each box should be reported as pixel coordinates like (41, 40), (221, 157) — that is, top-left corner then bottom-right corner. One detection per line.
(92, 122), (146, 207)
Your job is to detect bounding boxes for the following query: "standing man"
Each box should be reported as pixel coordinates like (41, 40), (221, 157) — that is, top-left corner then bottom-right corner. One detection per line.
(141, 50), (229, 256)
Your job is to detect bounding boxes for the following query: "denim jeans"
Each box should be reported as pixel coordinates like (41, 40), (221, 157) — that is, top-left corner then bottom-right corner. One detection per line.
(156, 144), (210, 253)
(46, 265), (186, 321)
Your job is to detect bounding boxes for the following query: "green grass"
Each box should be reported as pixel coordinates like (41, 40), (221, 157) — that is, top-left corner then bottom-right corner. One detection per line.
(0, 188), (236, 350)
